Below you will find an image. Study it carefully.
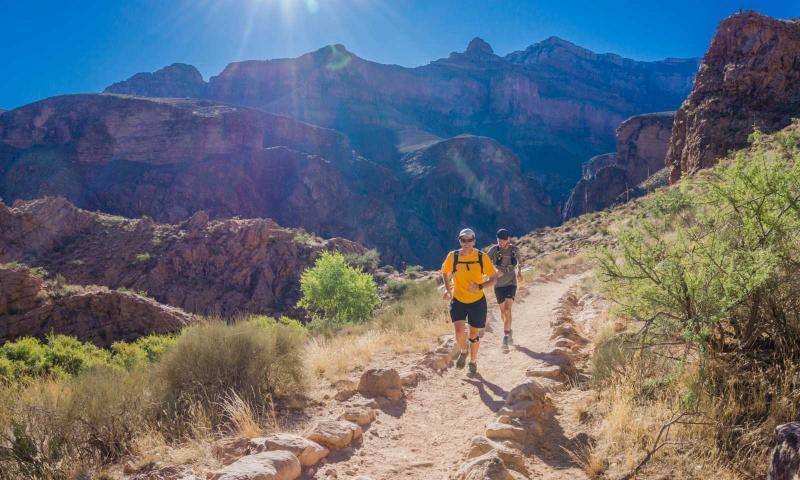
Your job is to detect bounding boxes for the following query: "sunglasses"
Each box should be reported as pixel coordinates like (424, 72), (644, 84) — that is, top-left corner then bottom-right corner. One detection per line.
(459, 237), (475, 243)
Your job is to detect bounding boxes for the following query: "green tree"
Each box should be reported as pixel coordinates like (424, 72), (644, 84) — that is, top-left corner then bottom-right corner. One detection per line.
(298, 251), (380, 328)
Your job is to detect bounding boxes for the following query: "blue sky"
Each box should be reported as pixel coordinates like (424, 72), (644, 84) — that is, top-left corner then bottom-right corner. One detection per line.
(0, 0), (796, 110)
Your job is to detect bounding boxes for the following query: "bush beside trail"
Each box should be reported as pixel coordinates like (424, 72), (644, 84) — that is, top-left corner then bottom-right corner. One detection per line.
(594, 123), (800, 476)
(0, 316), (306, 479)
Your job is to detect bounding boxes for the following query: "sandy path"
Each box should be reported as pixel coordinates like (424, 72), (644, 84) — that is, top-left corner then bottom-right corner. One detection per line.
(311, 274), (590, 480)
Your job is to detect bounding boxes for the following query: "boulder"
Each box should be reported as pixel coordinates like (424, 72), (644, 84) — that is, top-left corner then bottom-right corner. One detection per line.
(209, 450), (301, 480)
(357, 368), (404, 401)
(452, 451), (525, 480)
(485, 422), (527, 443)
(525, 363), (565, 381)
(247, 433), (329, 467)
(506, 381), (549, 408)
(338, 406), (377, 427)
(467, 436), (528, 475)
(768, 422), (800, 480)
(305, 420), (363, 449)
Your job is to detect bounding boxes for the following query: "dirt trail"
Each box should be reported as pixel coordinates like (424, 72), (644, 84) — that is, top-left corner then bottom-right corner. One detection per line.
(312, 273), (591, 480)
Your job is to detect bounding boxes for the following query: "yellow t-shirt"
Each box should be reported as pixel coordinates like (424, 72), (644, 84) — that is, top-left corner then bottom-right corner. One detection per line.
(441, 249), (496, 304)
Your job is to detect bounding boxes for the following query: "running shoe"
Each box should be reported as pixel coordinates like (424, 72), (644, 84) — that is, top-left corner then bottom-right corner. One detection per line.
(467, 362), (478, 376)
(455, 350), (467, 369)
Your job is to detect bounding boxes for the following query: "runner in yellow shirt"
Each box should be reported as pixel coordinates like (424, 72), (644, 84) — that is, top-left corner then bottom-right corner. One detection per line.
(441, 228), (497, 376)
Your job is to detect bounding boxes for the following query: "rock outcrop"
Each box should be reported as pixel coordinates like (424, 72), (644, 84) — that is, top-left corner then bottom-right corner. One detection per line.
(105, 63), (208, 99)
(563, 112), (674, 219)
(105, 38), (698, 195)
(769, 422), (800, 480)
(666, 11), (800, 182)
(401, 135), (558, 262)
(0, 263), (194, 346)
(0, 197), (363, 317)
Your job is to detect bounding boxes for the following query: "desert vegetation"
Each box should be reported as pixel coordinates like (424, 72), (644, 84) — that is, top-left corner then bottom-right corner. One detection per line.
(0, 251), (447, 479)
(589, 123), (800, 477)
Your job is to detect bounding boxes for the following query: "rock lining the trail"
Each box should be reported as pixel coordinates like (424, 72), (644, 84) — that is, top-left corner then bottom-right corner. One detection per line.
(357, 368), (405, 401)
(305, 419), (363, 449)
(209, 450), (301, 480)
(247, 433), (329, 467)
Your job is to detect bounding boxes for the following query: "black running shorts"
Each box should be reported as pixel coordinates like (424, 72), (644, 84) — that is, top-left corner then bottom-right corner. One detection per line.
(494, 285), (517, 304)
(450, 296), (487, 328)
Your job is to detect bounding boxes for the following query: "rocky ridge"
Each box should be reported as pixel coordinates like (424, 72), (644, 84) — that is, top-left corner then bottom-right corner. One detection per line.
(0, 196), (363, 317)
(105, 37), (699, 194)
(563, 112), (674, 219)
(667, 11), (800, 181)
(0, 94), (555, 266)
(0, 263), (194, 346)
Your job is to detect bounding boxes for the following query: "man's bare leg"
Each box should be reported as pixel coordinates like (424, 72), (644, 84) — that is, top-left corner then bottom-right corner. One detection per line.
(469, 325), (481, 362)
(453, 320), (468, 368)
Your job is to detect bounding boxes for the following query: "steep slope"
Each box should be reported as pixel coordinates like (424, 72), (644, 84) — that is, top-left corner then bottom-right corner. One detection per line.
(401, 135), (558, 265)
(667, 11), (800, 181)
(0, 94), (408, 260)
(563, 112), (674, 219)
(0, 94), (556, 265)
(105, 37), (698, 195)
(0, 197), (363, 317)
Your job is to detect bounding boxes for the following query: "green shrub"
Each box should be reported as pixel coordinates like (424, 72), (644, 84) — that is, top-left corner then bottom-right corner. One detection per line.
(298, 252), (380, 329)
(134, 252), (152, 263)
(110, 342), (148, 370)
(1, 337), (48, 378)
(131, 334), (175, 363)
(404, 264), (423, 274)
(154, 319), (306, 430)
(344, 248), (381, 271)
(596, 125), (800, 474)
(386, 279), (410, 296)
(44, 334), (111, 377)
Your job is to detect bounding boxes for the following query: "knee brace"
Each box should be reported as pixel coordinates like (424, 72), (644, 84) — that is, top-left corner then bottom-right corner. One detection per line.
(469, 336), (480, 343)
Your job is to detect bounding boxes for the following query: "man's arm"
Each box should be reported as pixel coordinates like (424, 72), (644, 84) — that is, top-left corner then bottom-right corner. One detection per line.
(442, 271), (453, 299)
(516, 249), (525, 282)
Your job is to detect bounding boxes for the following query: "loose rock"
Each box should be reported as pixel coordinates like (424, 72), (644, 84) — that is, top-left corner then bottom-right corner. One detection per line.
(338, 406), (377, 427)
(209, 450), (301, 480)
(357, 368), (404, 401)
(248, 433), (329, 467)
(306, 420), (363, 449)
(485, 422), (527, 443)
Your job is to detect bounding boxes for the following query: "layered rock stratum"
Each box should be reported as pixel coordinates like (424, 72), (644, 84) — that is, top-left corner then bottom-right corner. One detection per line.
(0, 94), (556, 265)
(105, 37), (699, 194)
(667, 11), (800, 181)
(0, 197), (363, 317)
(563, 112), (674, 219)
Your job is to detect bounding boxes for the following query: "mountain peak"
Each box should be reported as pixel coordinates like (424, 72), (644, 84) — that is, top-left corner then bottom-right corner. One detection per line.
(466, 37), (494, 55)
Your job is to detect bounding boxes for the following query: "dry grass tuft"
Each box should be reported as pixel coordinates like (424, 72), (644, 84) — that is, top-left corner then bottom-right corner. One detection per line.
(305, 280), (449, 380)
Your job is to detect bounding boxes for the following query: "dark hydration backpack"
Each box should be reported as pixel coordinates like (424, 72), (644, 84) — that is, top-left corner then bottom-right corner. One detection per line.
(453, 249), (484, 273)
(492, 245), (517, 266)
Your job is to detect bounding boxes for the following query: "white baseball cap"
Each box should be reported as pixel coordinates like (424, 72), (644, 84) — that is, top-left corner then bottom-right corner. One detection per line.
(458, 228), (476, 239)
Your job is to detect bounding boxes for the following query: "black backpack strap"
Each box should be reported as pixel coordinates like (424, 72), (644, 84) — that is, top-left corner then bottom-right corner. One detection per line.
(452, 249), (459, 273)
(478, 251), (484, 274)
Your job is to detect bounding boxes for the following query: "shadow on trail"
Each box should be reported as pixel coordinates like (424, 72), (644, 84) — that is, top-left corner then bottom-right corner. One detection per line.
(461, 374), (507, 412)
(522, 409), (589, 470)
(375, 398), (407, 418)
(513, 344), (570, 366)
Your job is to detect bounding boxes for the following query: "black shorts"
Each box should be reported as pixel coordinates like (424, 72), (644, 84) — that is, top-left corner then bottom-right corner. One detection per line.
(450, 296), (487, 328)
(494, 285), (517, 304)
